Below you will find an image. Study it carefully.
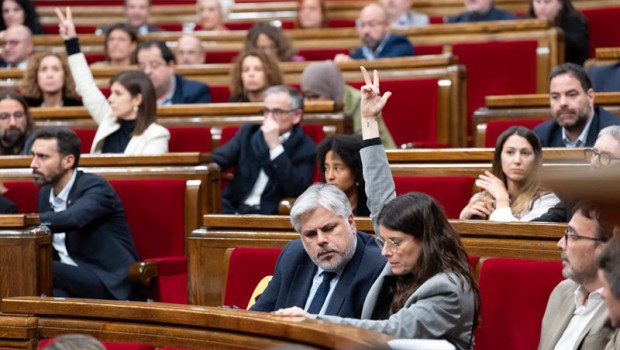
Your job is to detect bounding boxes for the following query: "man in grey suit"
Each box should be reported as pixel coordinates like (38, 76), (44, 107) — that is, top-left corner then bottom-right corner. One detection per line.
(539, 203), (615, 350)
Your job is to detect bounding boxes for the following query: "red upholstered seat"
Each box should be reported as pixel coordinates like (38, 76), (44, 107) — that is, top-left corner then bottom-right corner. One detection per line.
(223, 247), (282, 308)
(84, 52), (107, 65)
(38, 339), (155, 350)
(474, 258), (564, 350)
(415, 45), (444, 56)
(582, 7), (620, 58)
(484, 119), (546, 147)
(327, 19), (356, 28)
(350, 79), (441, 147)
(3, 181), (39, 213)
(157, 24), (184, 32)
(205, 51), (240, 64)
(169, 127), (212, 152)
(43, 24), (96, 34)
(393, 176), (475, 219)
(210, 85), (231, 103)
(452, 40), (538, 141)
(298, 48), (350, 61)
(468, 256), (480, 272)
(73, 128), (97, 153)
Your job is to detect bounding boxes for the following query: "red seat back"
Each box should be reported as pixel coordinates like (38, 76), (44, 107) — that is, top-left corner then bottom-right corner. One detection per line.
(84, 52), (107, 65)
(298, 48), (350, 61)
(223, 247), (282, 308)
(205, 51), (240, 64)
(582, 7), (620, 58)
(484, 119), (546, 147)
(3, 181), (39, 213)
(452, 40), (538, 140)
(169, 127), (211, 152)
(415, 45), (443, 56)
(393, 176), (475, 219)
(73, 128), (97, 153)
(474, 258), (564, 350)
(210, 85), (231, 103)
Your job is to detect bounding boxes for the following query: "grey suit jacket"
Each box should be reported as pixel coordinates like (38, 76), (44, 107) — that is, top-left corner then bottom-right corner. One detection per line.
(539, 279), (613, 350)
(605, 330), (620, 350)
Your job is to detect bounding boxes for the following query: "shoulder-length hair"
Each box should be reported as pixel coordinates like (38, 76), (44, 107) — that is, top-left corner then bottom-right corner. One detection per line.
(103, 23), (138, 64)
(377, 192), (481, 328)
(0, 89), (33, 133)
(484, 126), (544, 215)
(295, 0), (328, 29)
(527, 0), (586, 24)
(229, 49), (283, 101)
(244, 21), (296, 61)
(109, 71), (157, 136)
(0, 0), (43, 33)
(21, 51), (78, 101)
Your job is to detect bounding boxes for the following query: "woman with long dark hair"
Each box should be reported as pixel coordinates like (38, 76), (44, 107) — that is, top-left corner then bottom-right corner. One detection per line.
(0, 0), (43, 35)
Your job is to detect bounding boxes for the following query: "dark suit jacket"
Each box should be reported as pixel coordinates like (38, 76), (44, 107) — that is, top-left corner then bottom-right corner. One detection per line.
(250, 232), (386, 318)
(0, 60), (7, 68)
(351, 34), (415, 60)
(38, 171), (141, 300)
(589, 62), (620, 93)
(171, 74), (211, 104)
(24, 97), (82, 108)
(0, 196), (17, 214)
(447, 6), (517, 23)
(560, 15), (589, 66)
(211, 124), (316, 214)
(534, 106), (620, 147)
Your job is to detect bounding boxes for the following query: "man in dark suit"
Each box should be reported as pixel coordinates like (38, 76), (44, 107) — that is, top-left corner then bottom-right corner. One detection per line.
(250, 183), (386, 318)
(137, 41), (211, 105)
(30, 127), (142, 300)
(212, 85), (316, 215)
(534, 63), (620, 148)
(447, 0), (516, 23)
(334, 3), (414, 62)
(589, 62), (620, 93)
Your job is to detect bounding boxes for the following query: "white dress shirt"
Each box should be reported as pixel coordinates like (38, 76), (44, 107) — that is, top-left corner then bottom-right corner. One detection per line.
(554, 286), (605, 350)
(49, 170), (79, 266)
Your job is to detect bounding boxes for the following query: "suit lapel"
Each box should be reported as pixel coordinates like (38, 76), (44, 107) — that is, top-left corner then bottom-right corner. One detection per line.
(548, 302), (577, 348)
(585, 110), (601, 146)
(574, 300), (608, 349)
(286, 261), (316, 308)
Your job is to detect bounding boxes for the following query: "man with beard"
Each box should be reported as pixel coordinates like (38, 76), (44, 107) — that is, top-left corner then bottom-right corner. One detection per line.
(538, 202), (615, 350)
(250, 184), (386, 317)
(0, 90), (34, 155)
(30, 127), (143, 300)
(535, 63), (620, 148)
(334, 3), (414, 62)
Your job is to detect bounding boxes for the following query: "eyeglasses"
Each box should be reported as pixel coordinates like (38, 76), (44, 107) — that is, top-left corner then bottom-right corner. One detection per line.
(563, 227), (606, 246)
(355, 19), (385, 29)
(0, 111), (26, 121)
(584, 148), (620, 167)
(375, 236), (408, 252)
(261, 108), (294, 118)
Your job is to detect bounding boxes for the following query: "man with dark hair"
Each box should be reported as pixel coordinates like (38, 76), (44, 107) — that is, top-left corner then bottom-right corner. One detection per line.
(534, 63), (620, 148)
(136, 41), (211, 105)
(30, 126), (142, 300)
(447, 0), (516, 23)
(597, 235), (620, 349)
(538, 203), (615, 350)
(0, 90), (34, 155)
(212, 85), (316, 214)
(96, 0), (163, 36)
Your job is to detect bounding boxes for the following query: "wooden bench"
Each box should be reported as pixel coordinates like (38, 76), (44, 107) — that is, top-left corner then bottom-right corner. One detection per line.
(385, 148), (588, 164)
(585, 47), (620, 69)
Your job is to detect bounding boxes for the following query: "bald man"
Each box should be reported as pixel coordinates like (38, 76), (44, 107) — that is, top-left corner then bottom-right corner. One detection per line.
(334, 3), (414, 62)
(0, 25), (34, 69)
(175, 35), (206, 65)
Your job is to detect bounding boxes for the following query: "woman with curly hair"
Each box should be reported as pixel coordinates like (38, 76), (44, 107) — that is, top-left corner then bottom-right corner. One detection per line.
(0, 0), (43, 35)
(229, 49), (283, 102)
(244, 22), (298, 62)
(21, 51), (81, 108)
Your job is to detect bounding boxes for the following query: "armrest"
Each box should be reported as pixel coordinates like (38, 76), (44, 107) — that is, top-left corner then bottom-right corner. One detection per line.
(128, 256), (188, 286)
(278, 197), (297, 215)
(129, 261), (158, 285)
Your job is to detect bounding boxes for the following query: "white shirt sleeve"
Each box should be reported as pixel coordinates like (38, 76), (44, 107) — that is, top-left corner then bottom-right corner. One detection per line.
(489, 192), (561, 222)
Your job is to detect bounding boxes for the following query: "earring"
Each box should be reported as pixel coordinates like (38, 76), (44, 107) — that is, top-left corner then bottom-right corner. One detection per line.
(133, 105), (139, 113)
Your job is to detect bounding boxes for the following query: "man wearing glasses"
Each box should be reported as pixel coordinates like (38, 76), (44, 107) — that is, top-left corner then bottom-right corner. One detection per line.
(539, 202), (614, 350)
(0, 90), (34, 155)
(0, 25), (33, 69)
(534, 125), (620, 223)
(211, 85), (316, 214)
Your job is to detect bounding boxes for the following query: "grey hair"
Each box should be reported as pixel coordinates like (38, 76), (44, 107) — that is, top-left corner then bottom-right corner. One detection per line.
(290, 183), (352, 232)
(598, 125), (620, 142)
(264, 85), (304, 111)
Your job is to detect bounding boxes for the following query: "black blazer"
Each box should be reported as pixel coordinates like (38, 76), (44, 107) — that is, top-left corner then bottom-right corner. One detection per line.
(351, 34), (415, 59)
(533, 106), (620, 147)
(250, 232), (386, 318)
(38, 171), (141, 300)
(589, 62), (620, 93)
(560, 14), (589, 66)
(0, 196), (17, 214)
(171, 74), (211, 104)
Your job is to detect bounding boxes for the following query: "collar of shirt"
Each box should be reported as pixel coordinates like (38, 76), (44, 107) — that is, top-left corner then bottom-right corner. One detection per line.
(279, 131), (291, 144)
(137, 24), (149, 35)
(159, 75), (177, 106)
(573, 285), (604, 313)
(361, 34), (392, 61)
(49, 170), (78, 210)
(562, 114), (594, 147)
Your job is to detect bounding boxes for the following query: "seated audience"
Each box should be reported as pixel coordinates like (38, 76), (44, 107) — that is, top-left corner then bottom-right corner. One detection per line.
(0, 181), (17, 213)
(175, 34), (206, 65)
(534, 63), (620, 147)
(137, 40), (211, 105)
(0, 0), (42, 36)
(447, 0), (517, 23)
(30, 126), (144, 300)
(97, 0), (163, 35)
(317, 134), (370, 216)
(589, 61), (620, 93)
(91, 24), (138, 67)
(301, 60), (396, 148)
(212, 85), (316, 214)
(21, 51), (81, 108)
(533, 125), (620, 223)
(459, 126), (559, 221)
(334, 3), (414, 62)
(229, 49), (283, 102)
(57, 7), (170, 155)
(0, 90), (34, 155)
(296, 0), (327, 29)
(528, 0), (588, 66)
(0, 24), (33, 69)
(381, 0), (429, 28)
(250, 183), (386, 317)
(193, 0), (232, 31)
(42, 334), (105, 350)
(539, 202), (614, 350)
(244, 22), (298, 62)
(276, 67), (480, 350)
(597, 235), (620, 349)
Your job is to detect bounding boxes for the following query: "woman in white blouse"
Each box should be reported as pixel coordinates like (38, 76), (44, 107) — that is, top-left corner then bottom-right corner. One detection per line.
(460, 126), (559, 222)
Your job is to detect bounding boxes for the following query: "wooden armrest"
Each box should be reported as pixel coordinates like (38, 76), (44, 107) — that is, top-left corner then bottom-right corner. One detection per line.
(278, 197), (296, 215)
(129, 261), (159, 286)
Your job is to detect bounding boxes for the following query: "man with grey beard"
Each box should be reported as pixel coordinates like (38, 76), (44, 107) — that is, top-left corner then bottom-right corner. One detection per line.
(534, 63), (620, 148)
(0, 90), (34, 155)
(250, 183), (385, 317)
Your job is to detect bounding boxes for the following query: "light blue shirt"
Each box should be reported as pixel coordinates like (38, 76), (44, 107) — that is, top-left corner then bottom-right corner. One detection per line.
(49, 170), (79, 266)
(159, 75), (177, 106)
(360, 34), (392, 61)
(562, 115), (594, 148)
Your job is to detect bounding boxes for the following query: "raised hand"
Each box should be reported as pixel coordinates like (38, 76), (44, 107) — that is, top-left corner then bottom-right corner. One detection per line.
(476, 171), (510, 207)
(359, 66), (391, 121)
(55, 7), (77, 40)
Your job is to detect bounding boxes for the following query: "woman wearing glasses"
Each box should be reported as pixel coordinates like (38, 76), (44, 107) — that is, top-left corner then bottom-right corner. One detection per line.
(275, 67), (480, 350)
(229, 49), (283, 103)
(459, 126), (559, 222)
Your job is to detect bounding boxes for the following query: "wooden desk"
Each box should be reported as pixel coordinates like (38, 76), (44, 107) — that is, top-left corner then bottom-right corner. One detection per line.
(385, 148), (588, 163)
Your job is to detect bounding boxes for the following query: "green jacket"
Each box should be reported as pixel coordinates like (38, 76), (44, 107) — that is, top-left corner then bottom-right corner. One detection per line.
(344, 85), (397, 149)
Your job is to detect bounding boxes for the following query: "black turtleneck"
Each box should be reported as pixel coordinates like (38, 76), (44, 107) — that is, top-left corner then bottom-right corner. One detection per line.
(102, 119), (136, 153)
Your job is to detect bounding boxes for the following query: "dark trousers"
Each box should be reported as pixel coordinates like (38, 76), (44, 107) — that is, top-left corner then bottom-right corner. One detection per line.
(222, 197), (261, 214)
(53, 261), (115, 299)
